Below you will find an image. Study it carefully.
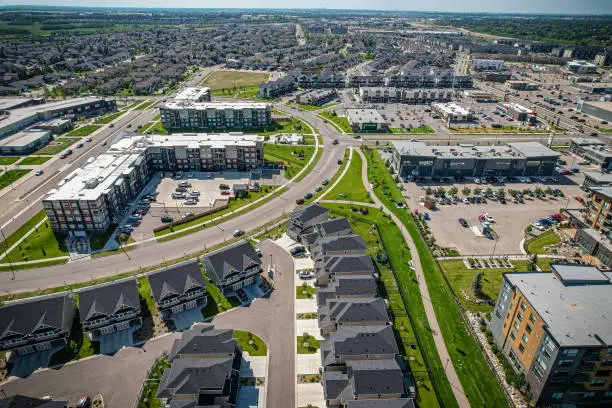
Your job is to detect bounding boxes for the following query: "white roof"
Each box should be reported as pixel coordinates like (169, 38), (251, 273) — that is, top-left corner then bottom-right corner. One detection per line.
(432, 102), (472, 116)
(0, 129), (51, 147)
(174, 87), (210, 102)
(160, 101), (270, 111)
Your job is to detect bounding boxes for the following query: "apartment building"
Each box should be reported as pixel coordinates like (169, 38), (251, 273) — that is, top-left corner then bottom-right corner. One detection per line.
(386, 67), (472, 89)
(569, 138), (612, 171)
(296, 89), (337, 106)
(582, 172), (612, 190)
(159, 101), (272, 131)
(567, 60), (598, 74)
(471, 58), (505, 71)
(574, 228), (612, 268)
(359, 87), (453, 104)
(258, 75), (297, 98)
(173, 87), (211, 103)
(488, 264), (612, 406)
(43, 133), (263, 234)
(584, 187), (612, 233)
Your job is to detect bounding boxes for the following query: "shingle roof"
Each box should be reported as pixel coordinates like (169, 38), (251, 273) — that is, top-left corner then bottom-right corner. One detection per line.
(169, 323), (236, 361)
(314, 235), (367, 255)
(321, 325), (398, 367)
(319, 297), (389, 328)
(0, 293), (74, 340)
(202, 241), (261, 284)
(291, 203), (329, 224)
(316, 217), (352, 236)
(346, 399), (415, 408)
(347, 359), (406, 395)
(315, 254), (375, 276)
(156, 357), (232, 398)
(316, 275), (378, 306)
(78, 277), (140, 323)
(147, 260), (206, 303)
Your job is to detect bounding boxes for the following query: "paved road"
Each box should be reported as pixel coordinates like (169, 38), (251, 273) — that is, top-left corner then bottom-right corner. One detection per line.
(212, 240), (295, 408)
(0, 240), (294, 408)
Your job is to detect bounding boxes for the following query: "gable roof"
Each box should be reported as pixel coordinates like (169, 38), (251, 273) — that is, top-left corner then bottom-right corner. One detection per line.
(315, 235), (367, 255)
(316, 275), (378, 306)
(316, 217), (352, 236)
(78, 277), (140, 323)
(347, 359), (406, 395)
(291, 203), (329, 224)
(156, 357), (233, 398)
(147, 260), (206, 303)
(321, 325), (398, 367)
(319, 297), (389, 327)
(0, 293), (74, 340)
(169, 323), (236, 361)
(315, 254), (375, 275)
(202, 241), (261, 283)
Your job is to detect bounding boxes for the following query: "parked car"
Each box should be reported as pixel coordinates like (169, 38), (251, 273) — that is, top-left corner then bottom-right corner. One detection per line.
(532, 222), (546, 231)
(220, 190), (231, 195)
(304, 192), (313, 199)
(299, 270), (314, 279)
(76, 143), (84, 148)
(85, 137), (92, 142)
(182, 212), (194, 219)
(219, 184), (230, 190)
(458, 218), (468, 227)
(190, 191), (201, 196)
(321, 179), (329, 186)
(76, 396), (92, 408)
(185, 198), (198, 205)
(483, 213), (494, 223)
(296, 198), (305, 204)
(290, 246), (305, 256)
(233, 229), (244, 237)
(314, 186), (322, 192)
(35, 170), (43, 176)
(161, 216), (173, 223)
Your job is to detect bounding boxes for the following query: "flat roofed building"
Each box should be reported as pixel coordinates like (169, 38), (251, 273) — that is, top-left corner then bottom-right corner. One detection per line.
(488, 264), (612, 406)
(496, 102), (537, 124)
(582, 171), (612, 190)
(296, 89), (337, 106)
(505, 80), (539, 91)
(0, 129), (52, 155)
(568, 138), (612, 171)
(159, 101), (272, 131)
(173, 87), (211, 103)
(36, 118), (73, 134)
(43, 132), (263, 234)
(391, 141), (560, 179)
(471, 58), (505, 71)
(576, 100), (612, 123)
(359, 87), (453, 104)
(432, 102), (474, 122)
(345, 109), (387, 132)
(567, 60), (598, 74)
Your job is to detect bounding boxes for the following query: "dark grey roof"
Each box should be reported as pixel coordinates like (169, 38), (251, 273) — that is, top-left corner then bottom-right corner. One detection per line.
(316, 217), (352, 236)
(316, 275), (378, 307)
(0, 293), (74, 340)
(169, 323), (236, 361)
(78, 277), (140, 323)
(202, 241), (261, 284)
(321, 325), (398, 367)
(301, 232), (320, 246)
(346, 399), (415, 408)
(156, 357), (232, 398)
(347, 359), (406, 395)
(147, 260), (206, 303)
(315, 235), (367, 255)
(315, 254), (375, 276)
(319, 298), (389, 327)
(291, 203), (329, 224)
(168, 400), (196, 408)
(0, 395), (67, 408)
(322, 370), (349, 400)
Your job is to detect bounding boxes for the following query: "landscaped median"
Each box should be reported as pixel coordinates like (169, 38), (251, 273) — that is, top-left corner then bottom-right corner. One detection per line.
(0, 169), (31, 189)
(319, 111), (352, 133)
(362, 147), (510, 408)
(95, 111), (125, 124)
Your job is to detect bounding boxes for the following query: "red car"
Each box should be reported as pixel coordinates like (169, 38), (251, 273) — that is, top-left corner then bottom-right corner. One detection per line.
(296, 198), (305, 205)
(551, 213), (563, 221)
(76, 396), (92, 408)
(220, 190), (230, 195)
(574, 196), (584, 203)
(562, 170), (572, 175)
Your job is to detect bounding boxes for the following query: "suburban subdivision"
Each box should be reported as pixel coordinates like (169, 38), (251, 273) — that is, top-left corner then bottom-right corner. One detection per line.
(0, 4), (611, 408)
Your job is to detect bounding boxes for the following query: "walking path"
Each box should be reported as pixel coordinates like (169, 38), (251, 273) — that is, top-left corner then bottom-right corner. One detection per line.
(355, 149), (470, 408)
(0, 217), (47, 262)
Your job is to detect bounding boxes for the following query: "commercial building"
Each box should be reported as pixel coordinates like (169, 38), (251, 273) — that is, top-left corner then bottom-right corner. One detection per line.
(43, 133), (264, 234)
(391, 141), (560, 179)
(0, 293), (74, 356)
(159, 101), (272, 131)
(568, 138), (612, 171)
(345, 108), (387, 132)
(576, 101), (612, 123)
(432, 102), (474, 122)
(173, 87), (211, 103)
(359, 87), (453, 104)
(505, 80), (539, 91)
(488, 264), (612, 406)
(296, 89), (337, 106)
(0, 97), (115, 138)
(0, 97), (45, 112)
(471, 58), (505, 71)
(567, 60), (598, 74)
(476, 70), (513, 83)
(0, 129), (52, 155)
(582, 171), (612, 190)
(36, 118), (73, 134)
(496, 102), (537, 124)
(571, 82), (612, 94)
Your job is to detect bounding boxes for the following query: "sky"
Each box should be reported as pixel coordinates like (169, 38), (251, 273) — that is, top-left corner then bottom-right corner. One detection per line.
(3, 0), (612, 15)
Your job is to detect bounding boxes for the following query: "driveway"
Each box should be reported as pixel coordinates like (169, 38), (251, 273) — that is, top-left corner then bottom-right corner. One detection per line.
(7, 346), (62, 378)
(97, 327), (138, 355)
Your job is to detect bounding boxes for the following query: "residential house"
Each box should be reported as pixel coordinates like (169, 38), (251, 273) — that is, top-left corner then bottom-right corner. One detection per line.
(286, 203), (330, 241)
(0, 293), (74, 356)
(315, 254), (376, 286)
(301, 217), (353, 248)
(311, 235), (368, 261)
(147, 260), (208, 321)
(316, 275), (379, 307)
(318, 297), (390, 336)
(157, 323), (241, 407)
(202, 241), (262, 293)
(78, 278), (142, 338)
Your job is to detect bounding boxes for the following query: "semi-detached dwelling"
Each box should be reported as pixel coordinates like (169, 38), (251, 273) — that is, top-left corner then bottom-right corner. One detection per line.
(43, 132), (264, 234)
(202, 241), (262, 293)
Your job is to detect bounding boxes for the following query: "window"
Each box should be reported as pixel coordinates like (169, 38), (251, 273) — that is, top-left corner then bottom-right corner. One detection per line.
(520, 302), (526, 311)
(522, 334), (529, 343)
(529, 313), (536, 323)
(552, 392), (563, 400)
(510, 331), (516, 340)
(514, 322), (519, 331)
(591, 379), (605, 386)
(526, 324), (532, 334)
(533, 366), (543, 379)
(519, 344), (525, 353)
(517, 312), (523, 321)
(605, 391), (612, 398)
(582, 392), (595, 399)
(564, 349), (578, 357)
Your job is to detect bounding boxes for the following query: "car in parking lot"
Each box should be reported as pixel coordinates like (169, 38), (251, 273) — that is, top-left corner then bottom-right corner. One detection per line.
(321, 179), (329, 186)
(182, 212), (194, 219)
(299, 270), (314, 279)
(458, 218), (468, 227)
(35, 170), (43, 176)
(296, 198), (305, 204)
(290, 246), (305, 256)
(161, 216), (174, 223)
(233, 229), (244, 237)
(219, 184), (230, 190)
(314, 186), (322, 192)
(172, 192), (186, 199)
(185, 198), (198, 205)
(220, 190), (231, 195)
(304, 192), (313, 199)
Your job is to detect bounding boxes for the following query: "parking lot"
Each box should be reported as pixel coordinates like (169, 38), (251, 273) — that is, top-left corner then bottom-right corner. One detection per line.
(401, 156), (592, 255)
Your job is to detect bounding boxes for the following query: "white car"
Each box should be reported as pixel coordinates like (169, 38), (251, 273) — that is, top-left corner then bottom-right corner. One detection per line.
(187, 173), (194, 178)
(462, 198), (470, 204)
(474, 178), (481, 184)
(299, 270), (314, 279)
(190, 191), (201, 196)
(484, 213), (494, 223)
(532, 222), (546, 231)
(130, 213), (142, 219)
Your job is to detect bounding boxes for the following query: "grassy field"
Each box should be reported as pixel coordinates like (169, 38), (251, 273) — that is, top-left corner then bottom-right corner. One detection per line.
(234, 330), (267, 356)
(0, 169), (31, 189)
(202, 71), (269, 91)
(326, 152), (371, 203)
(33, 137), (80, 155)
(0, 210), (48, 255)
(296, 284), (316, 299)
(6, 219), (69, 262)
(320, 111), (352, 133)
(264, 144), (314, 179)
(95, 111), (125, 124)
(18, 156), (52, 165)
(525, 230), (560, 254)
(362, 148), (509, 408)
(297, 335), (320, 354)
(439, 259), (536, 313)
(322, 204), (446, 408)
(66, 124), (103, 137)
(259, 116), (307, 136)
(0, 157), (20, 165)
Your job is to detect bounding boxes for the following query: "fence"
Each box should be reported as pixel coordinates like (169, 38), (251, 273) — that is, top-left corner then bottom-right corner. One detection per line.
(132, 352), (169, 408)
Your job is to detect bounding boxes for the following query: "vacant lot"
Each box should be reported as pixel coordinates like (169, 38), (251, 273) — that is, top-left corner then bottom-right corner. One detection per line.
(203, 71), (269, 91)
(0, 169), (31, 189)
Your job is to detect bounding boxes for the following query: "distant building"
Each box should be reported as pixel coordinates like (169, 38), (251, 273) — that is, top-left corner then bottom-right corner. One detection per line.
(594, 53), (611, 67)
(496, 102), (537, 124)
(202, 241), (262, 293)
(286, 203), (330, 241)
(582, 171), (612, 190)
(574, 228), (612, 267)
(488, 264), (612, 406)
(173, 87), (211, 103)
(296, 89), (337, 106)
(576, 101), (612, 123)
(359, 87), (453, 104)
(505, 80), (539, 91)
(432, 102), (474, 122)
(567, 60), (598, 74)
(36, 118), (73, 134)
(568, 138), (612, 171)
(345, 109), (387, 132)
(0, 129), (52, 155)
(471, 58), (505, 71)
(159, 101), (272, 131)
(258, 76), (296, 98)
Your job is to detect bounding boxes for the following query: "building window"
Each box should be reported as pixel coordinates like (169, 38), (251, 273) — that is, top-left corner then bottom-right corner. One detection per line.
(552, 392), (563, 400)
(519, 344), (525, 353)
(522, 334), (529, 343)
(517, 312), (523, 321)
(564, 349), (578, 357)
(513, 322), (519, 331)
(590, 379), (605, 386)
(510, 331), (516, 340)
(526, 324), (532, 334)
(533, 366), (543, 379)
(529, 313), (536, 323)
(582, 392), (595, 399)
(605, 391), (612, 398)
(520, 302), (526, 311)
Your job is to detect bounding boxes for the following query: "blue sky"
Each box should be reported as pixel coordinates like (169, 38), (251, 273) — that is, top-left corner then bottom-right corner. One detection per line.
(3, 0), (612, 14)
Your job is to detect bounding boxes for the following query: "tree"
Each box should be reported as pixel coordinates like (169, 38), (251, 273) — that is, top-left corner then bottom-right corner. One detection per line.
(473, 187), (482, 195)
(462, 187), (471, 196)
(497, 188), (506, 198)
(485, 187), (493, 196)
(527, 254), (538, 272)
(448, 187), (459, 196)
(435, 187), (446, 197)
(471, 271), (484, 298)
(509, 189), (518, 198)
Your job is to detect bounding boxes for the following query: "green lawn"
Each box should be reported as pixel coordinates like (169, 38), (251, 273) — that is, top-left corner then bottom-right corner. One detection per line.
(135, 100), (159, 110)
(259, 117), (307, 136)
(18, 156), (52, 165)
(146, 121), (168, 135)
(33, 137), (80, 155)
(320, 111), (352, 133)
(5, 219), (68, 262)
(0, 157), (20, 165)
(137, 277), (159, 319)
(66, 124), (103, 137)
(362, 148), (508, 408)
(0, 169), (31, 189)
(202, 71), (269, 91)
(525, 230), (560, 254)
(264, 144), (314, 179)
(233, 330), (268, 356)
(296, 284), (316, 299)
(95, 111), (125, 124)
(389, 126), (435, 134)
(297, 335), (321, 354)
(0, 210), (48, 255)
(49, 308), (99, 366)
(293, 146), (323, 183)
(135, 355), (170, 408)
(326, 152), (371, 203)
